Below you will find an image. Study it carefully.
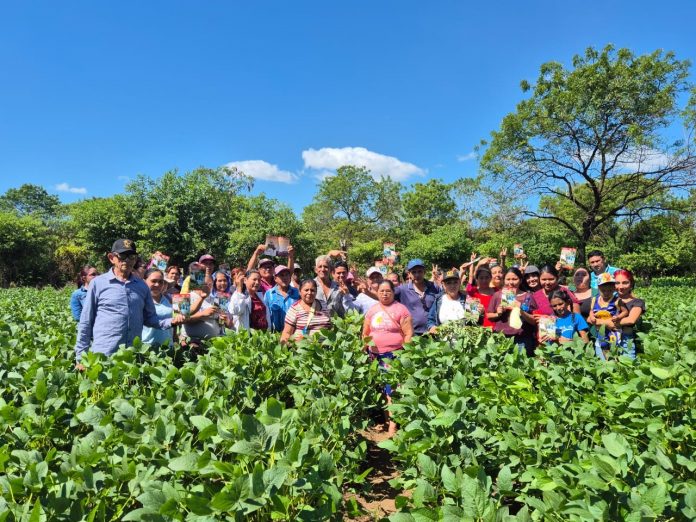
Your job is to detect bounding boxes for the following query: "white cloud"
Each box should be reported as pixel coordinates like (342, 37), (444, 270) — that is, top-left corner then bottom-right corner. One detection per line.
(457, 152), (477, 162)
(55, 183), (87, 194)
(302, 146), (425, 182)
(117, 175), (131, 182)
(225, 160), (298, 183)
(574, 147), (673, 173)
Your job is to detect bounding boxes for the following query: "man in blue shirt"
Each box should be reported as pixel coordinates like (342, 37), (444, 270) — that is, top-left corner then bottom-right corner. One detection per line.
(264, 265), (300, 332)
(394, 259), (441, 335)
(75, 239), (184, 367)
(587, 249), (620, 291)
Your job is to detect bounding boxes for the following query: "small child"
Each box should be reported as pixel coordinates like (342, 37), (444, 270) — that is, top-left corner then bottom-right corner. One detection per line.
(546, 289), (590, 343)
(587, 273), (629, 360)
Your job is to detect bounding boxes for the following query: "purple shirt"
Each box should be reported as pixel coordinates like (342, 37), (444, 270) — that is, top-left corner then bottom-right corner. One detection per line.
(394, 281), (440, 334)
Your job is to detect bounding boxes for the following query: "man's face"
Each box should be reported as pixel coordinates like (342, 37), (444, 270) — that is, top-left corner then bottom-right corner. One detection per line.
(333, 266), (348, 283)
(109, 252), (136, 273)
(368, 272), (383, 291)
(409, 266), (425, 283)
(275, 270), (291, 288)
(588, 255), (605, 274)
(315, 262), (330, 279)
(259, 262), (274, 280)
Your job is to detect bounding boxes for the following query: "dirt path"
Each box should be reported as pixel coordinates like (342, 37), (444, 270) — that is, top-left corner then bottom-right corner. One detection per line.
(344, 426), (405, 521)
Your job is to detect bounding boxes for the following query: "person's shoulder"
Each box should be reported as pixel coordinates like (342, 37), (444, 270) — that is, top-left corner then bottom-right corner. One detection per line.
(391, 301), (410, 315)
(607, 265), (620, 274)
(289, 286), (300, 297)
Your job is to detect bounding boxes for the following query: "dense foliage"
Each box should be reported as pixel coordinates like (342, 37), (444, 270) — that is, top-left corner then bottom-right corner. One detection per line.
(0, 283), (694, 520)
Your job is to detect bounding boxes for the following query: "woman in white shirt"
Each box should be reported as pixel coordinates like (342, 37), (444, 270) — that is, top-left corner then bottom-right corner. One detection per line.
(229, 270), (271, 332)
(426, 269), (467, 334)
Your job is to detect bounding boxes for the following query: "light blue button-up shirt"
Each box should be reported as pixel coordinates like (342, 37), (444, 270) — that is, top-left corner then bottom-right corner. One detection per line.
(75, 269), (172, 361)
(264, 285), (300, 332)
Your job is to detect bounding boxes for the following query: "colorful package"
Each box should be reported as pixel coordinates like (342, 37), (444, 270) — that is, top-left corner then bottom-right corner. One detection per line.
(538, 315), (557, 341)
(501, 288), (517, 309)
(560, 247), (577, 270)
(172, 294), (191, 316)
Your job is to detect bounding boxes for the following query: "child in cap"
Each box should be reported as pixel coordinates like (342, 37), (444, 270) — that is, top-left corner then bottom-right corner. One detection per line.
(587, 272), (629, 360)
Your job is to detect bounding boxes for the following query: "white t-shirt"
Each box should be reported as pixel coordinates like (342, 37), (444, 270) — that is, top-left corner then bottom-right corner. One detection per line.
(438, 295), (466, 324)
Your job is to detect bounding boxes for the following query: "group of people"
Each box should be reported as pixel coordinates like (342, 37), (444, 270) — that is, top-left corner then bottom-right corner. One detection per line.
(72, 239), (644, 434)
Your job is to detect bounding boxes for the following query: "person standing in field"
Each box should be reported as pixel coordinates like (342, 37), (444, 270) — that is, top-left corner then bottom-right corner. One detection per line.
(394, 259), (440, 335)
(75, 239), (184, 368)
(70, 265), (99, 321)
(587, 250), (620, 291)
(141, 268), (174, 347)
(264, 265), (300, 332)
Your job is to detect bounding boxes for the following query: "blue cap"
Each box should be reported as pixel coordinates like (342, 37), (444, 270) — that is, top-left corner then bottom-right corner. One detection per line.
(406, 258), (425, 271)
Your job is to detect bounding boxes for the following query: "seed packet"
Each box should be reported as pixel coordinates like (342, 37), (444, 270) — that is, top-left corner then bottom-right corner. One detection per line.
(538, 315), (557, 341)
(172, 294), (191, 316)
(375, 260), (388, 276)
(560, 247), (577, 270)
(215, 292), (230, 310)
(514, 244), (524, 258)
(465, 297), (481, 323)
(264, 235), (290, 257)
(189, 268), (206, 290)
(501, 288), (517, 309)
(383, 242), (398, 265)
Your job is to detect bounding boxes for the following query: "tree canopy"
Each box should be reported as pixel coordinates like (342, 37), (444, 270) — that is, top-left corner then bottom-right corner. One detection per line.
(481, 45), (696, 260)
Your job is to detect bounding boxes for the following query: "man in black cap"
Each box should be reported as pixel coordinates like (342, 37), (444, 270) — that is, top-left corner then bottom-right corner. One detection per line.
(75, 239), (184, 368)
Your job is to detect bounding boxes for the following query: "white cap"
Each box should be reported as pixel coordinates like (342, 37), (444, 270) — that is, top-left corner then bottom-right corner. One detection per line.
(366, 266), (382, 277)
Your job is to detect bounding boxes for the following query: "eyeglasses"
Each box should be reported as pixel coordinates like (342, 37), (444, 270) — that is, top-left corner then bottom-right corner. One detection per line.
(113, 252), (137, 261)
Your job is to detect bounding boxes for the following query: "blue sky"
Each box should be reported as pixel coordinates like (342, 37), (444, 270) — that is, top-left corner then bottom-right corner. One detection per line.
(1, 1), (695, 213)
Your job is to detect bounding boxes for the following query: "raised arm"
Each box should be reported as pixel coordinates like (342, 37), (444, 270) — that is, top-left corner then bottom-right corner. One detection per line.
(247, 244), (266, 272)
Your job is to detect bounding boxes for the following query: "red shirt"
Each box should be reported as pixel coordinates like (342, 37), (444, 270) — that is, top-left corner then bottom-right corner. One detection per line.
(466, 283), (495, 328)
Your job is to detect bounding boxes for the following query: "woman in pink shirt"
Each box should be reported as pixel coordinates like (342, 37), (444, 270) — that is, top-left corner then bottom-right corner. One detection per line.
(362, 280), (413, 436)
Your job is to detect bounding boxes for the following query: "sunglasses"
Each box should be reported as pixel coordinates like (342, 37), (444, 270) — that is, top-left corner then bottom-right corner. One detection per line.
(113, 252), (137, 261)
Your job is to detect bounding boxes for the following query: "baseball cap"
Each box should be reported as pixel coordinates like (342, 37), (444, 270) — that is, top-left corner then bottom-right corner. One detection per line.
(524, 265), (540, 275)
(406, 259), (425, 271)
(199, 254), (215, 263)
(274, 265), (290, 276)
(366, 266), (383, 277)
(258, 257), (274, 267)
(597, 272), (616, 286)
(442, 269), (460, 282)
(293, 263), (301, 270)
(112, 239), (137, 255)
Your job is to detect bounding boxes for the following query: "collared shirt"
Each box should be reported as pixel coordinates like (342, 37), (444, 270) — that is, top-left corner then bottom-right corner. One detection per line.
(590, 265), (619, 290)
(75, 269), (172, 361)
(70, 286), (88, 321)
(314, 277), (355, 318)
(264, 285), (300, 332)
(394, 281), (440, 334)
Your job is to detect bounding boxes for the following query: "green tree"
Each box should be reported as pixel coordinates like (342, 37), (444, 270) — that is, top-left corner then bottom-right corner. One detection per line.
(125, 166), (252, 264)
(66, 194), (141, 268)
(0, 211), (54, 286)
(226, 194), (313, 269)
(400, 223), (473, 269)
(0, 184), (61, 221)
(481, 45), (696, 261)
(401, 179), (457, 235)
(302, 166), (402, 250)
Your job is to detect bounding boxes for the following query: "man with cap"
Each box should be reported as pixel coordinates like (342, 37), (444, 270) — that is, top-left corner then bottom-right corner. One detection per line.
(247, 243), (296, 293)
(291, 262), (302, 289)
(263, 264), (300, 332)
(394, 259), (441, 335)
(345, 266), (383, 314)
(75, 239), (185, 367)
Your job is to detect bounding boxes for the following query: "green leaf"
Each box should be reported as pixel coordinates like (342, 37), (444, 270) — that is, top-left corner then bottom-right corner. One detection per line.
(416, 454), (437, 480)
(440, 464), (459, 493)
(642, 481), (667, 515)
(602, 432), (629, 458)
(190, 415), (213, 432)
(168, 453), (200, 472)
(497, 465), (512, 493)
(650, 367), (671, 379)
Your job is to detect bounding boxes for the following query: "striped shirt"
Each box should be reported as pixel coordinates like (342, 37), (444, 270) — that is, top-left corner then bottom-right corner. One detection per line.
(284, 300), (331, 339)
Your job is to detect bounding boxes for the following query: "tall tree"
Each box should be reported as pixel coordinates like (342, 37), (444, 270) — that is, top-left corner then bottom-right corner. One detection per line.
(481, 45), (696, 260)
(401, 179), (457, 235)
(302, 165), (402, 250)
(0, 184), (61, 221)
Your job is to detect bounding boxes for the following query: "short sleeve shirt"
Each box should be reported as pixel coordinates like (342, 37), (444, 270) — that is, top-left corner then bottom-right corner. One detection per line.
(284, 301), (332, 339)
(364, 302), (411, 354)
(555, 313), (589, 340)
